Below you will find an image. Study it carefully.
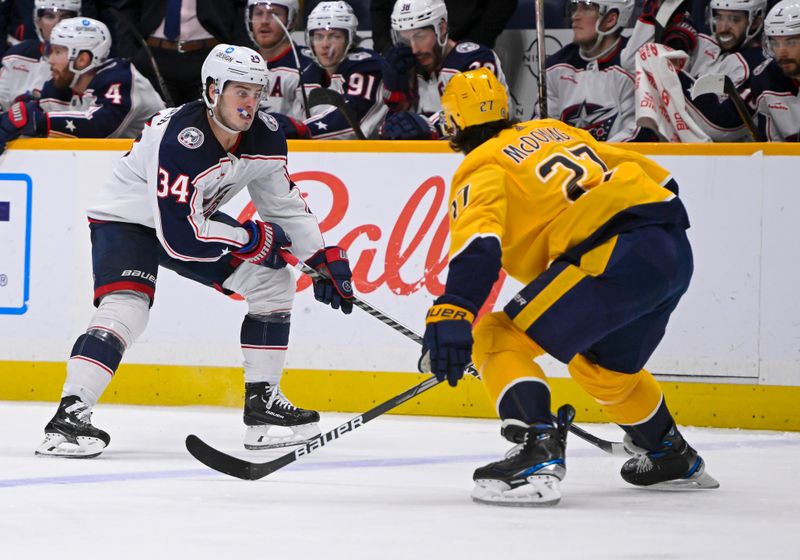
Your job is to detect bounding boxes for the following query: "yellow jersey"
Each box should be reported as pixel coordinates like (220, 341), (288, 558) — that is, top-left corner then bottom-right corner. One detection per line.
(447, 119), (686, 287)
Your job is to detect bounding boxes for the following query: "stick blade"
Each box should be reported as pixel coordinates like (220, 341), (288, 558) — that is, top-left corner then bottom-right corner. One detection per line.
(185, 434), (259, 480)
(307, 87), (340, 108)
(691, 73), (726, 100)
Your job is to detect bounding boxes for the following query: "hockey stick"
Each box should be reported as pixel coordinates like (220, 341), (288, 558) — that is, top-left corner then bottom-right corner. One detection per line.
(186, 374), (445, 480)
(279, 249), (628, 456)
(534, 0), (548, 118)
(269, 14), (311, 119)
(307, 87), (367, 139)
(690, 73), (762, 141)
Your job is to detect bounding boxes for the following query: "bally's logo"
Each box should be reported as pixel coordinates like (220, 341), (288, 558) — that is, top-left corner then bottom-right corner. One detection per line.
(178, 127), (204, 149)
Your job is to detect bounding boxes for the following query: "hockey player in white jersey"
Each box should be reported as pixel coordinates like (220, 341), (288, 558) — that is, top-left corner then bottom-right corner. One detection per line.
(677, 0), (767, 140)
(285, 1), (387, 139)
(0, 0), (79, 111)
(379, 0), (509, 140)
(540, 0), (689, 142)
(0, 18), (166, 152)
(247, 0), (313, 121)
(35, 44), (354, 458)
(746, 0), (800, 140)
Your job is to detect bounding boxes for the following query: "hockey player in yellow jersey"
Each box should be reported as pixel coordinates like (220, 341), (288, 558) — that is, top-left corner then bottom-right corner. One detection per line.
(420, 68), (718, 507)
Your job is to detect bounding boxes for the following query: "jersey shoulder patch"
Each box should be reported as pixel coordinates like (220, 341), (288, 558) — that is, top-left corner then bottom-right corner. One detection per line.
(347, 51), (372, 61)
(753, 57), (771, 77)
(258, 111), (279, 131)
(455, 42), (480, 54)
(177, 126), (204, 149)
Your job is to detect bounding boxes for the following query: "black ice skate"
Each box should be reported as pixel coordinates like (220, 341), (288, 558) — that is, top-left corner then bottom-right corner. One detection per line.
(472, 404), (575, 507)
(35, 396), (110, 458)
(620, 424), (719, 489)
(243, 382), (321, 449)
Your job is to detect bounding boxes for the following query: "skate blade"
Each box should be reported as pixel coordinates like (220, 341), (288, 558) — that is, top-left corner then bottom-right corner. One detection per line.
(647, 469), (720, 490)
(35, 433), (106, 459)
(243, 423), (321, 450)
(471, 475), (562, 507)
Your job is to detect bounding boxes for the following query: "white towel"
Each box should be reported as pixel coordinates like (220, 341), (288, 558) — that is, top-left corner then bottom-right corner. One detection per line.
(634, 43), (711, 143)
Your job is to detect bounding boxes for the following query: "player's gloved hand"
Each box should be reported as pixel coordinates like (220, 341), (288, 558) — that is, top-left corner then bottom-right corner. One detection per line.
(0, 100), (48, 154)
(662, 17), (698, 55)
(269, 111), (311, 139)
(381, 44), (416, 110)
(305, 246), (354, 314)
(380, 111), (438, 140)
(639, 0), (660, 24)
(235, 220), (291, 269)
(420, 295), (476, 387)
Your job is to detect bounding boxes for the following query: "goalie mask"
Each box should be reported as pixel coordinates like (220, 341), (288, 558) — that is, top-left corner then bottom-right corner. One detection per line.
(50, 17), (111, 87)
(246, 0), (299, 45)
(201, 44), (270, 133)
(390, 0), (449, 48)
(305, 1), (359, 67)
(709, 0), (768, 48)
(440, 68), (508, 135)
(34, 0), (80, 43)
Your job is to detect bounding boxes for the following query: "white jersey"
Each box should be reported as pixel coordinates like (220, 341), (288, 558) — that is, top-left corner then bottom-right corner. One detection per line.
(88, 101), (323, 262)
(415, 41), (508, 116)
(750, 57), (800, 141)
(38, 58), (165, 139)
(0, 39), (52, 110)
(681, 34), (764, 141)
(261, 43), (314, 120)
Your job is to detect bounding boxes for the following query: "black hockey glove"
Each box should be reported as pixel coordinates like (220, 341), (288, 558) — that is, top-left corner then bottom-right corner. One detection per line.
(662, 17), (698, 56)
(381, 44), (416, 111)
(0, 100), (48, 154)
(380, 111), (438, 140)
(305, 246), (354, 314)
(420, 295), (476, 387)
(235, 220), (291, 269)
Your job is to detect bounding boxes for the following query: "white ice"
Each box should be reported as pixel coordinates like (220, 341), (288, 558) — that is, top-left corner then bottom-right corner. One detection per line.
(1, 401), (797, 559)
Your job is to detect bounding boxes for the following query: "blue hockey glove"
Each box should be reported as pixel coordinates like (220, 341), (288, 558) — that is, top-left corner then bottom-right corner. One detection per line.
(662, 17), (698, 55)
(235, 220), (291, 269)
(380, 111), (438, 140)
(269, 112), (311, 139)
(305, 246), (354, 314)
(0, 100), (48, 154)
(382, 44), (416, 110)
(421, 295), (476, 387)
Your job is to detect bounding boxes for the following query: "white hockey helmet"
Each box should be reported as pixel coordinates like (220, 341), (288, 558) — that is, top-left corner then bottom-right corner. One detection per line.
(569, 0), (635, 34)
(763, 0), (800, 35)
(246, 0), (299, 46)
(709, 0), (768, 45)
(201, 44), (269, 132)
(33, 0), (81, 43)
(305, 1), (359, 64)
(390, 0), (449, 48)
(50, 17), (111, 86)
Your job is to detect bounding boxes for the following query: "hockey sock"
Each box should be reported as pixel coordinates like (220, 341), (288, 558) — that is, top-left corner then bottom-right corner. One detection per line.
(241, 313), (290, 385)
(619, 397), (675, 451)
(568, 354), (665, 426)
(497, 378), (553, 425)
(63, 329), (124, 407)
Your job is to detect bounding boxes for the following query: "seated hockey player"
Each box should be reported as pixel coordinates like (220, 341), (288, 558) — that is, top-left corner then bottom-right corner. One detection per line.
(35, 44), (354, 458)
(750, 0), (800, 141)
(540, 0), (692, 142)
(677, 0), (767, 141)
(378, 0), (509, 140)
(0, 0), (79, 111)
(246, 0), (313, 121)
(274, 1), (387, 140)
(421, 68), (718, 507)
(0, 17), (165, 153)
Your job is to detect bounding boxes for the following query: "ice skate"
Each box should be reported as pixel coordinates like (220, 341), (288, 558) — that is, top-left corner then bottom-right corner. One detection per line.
(472, 404), (575, 507)
(35, 396), (110, 458)
(243, 382), (321, 449)
(621, 425), (719, 489)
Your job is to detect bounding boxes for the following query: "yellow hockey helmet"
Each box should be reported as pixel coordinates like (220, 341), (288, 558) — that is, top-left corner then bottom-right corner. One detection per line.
(440, 67), (508, 134)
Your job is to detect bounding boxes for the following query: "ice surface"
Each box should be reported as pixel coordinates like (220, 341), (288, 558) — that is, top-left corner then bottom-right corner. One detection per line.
(1, 402), (797, 559)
